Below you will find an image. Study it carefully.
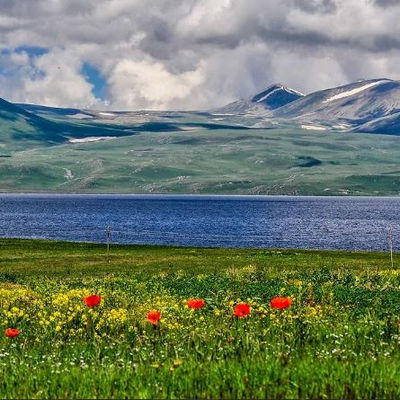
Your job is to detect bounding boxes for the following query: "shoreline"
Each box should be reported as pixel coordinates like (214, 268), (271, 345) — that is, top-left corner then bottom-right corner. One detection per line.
(1, 192), (400, 199)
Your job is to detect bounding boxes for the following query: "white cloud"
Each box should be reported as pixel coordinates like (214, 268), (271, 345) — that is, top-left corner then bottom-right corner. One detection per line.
(0, 48), (103, 108)
(0, 0), (400, 109)
(23, 50), (101, 108)
(109, 58), (205, 110)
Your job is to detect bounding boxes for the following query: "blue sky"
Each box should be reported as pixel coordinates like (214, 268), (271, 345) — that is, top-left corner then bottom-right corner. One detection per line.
(80, 62), (107, 101)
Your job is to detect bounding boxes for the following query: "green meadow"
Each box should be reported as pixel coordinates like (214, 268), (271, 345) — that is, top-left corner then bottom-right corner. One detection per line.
(3, 124), (400, 195)
(1, 239), (400, 398)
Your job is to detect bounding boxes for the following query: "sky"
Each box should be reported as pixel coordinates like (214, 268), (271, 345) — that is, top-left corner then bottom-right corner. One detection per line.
(0, 0), (399, 110)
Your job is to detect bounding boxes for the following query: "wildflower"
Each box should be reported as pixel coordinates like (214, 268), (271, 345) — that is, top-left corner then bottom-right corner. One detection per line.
(234, 303), (250, 318)
(187, 298), (206, 309)
(5, 328), (20, 338)
(83, 294), (101, 308)
(171, 359), (183, 370)
(270, 296), (292, 309)
(106, 308), (128, 325)
(147, 310), (161, 325)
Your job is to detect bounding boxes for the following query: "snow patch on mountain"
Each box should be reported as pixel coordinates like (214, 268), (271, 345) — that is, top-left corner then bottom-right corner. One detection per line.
(255, 87), (281, 103)
(69, 136), (117, 143)
(301, 125), (327, 131)
(333, 123), (352, 130)
(286, 87), (304, 96)
(179, 126), (204, 131)
(322, 80), (389, 104)
(63, 168), (74, 180)
(69, 113), (93, 120)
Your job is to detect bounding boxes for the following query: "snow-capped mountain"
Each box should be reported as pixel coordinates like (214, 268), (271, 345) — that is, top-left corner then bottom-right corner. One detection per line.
(271, 79), (400, 128)
(215, 84), (304, 114)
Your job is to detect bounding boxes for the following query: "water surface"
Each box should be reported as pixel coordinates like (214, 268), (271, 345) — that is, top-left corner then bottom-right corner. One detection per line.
(0, 194), (399, 251)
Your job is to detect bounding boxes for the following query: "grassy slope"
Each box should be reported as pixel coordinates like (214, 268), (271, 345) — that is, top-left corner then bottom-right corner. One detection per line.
(2, 126), (400, 194)
(1, 240), (400, 398)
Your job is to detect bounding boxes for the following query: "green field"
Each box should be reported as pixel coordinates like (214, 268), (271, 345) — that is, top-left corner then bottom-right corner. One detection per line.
(1, 239), (400, 398)
(3, 126), (400, 195)
(3, 96), (400, 195)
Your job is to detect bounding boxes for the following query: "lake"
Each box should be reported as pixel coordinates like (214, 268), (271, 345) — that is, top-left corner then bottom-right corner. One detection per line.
(0, 194), (399, 251)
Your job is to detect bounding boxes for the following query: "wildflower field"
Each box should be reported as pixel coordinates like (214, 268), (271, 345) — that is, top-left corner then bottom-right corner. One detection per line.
(1, 239), (400, 398)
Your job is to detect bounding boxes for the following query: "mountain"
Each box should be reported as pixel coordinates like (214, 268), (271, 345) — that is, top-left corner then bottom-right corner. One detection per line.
(3, 78), (400, 195)
(17, 103), (92, 118)
(1, 97), (169, 151)
(215, 84), (304, 114)
(0, 96), (70, 151)
(271, 79), (400, 128)
(0, 96), (123, 150)
(0, 96), (55, 126)
(355, 111), (400, 135)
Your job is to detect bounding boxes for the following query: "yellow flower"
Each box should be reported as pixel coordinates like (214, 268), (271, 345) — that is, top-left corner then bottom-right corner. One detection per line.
(104, 308), (128, 326)
(170, 359), (183, 370)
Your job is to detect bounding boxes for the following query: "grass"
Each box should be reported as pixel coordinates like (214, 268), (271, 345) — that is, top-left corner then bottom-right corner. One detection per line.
(3, 115), (400, 195)
(1, 239), (400, 398)
(4, 100), (400, 195)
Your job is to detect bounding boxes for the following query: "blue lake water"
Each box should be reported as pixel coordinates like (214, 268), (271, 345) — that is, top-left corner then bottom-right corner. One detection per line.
(0, 194), (399, 251)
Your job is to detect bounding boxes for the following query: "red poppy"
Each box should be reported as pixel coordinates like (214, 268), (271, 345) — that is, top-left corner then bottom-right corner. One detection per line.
(5, 328), (20, 338)
(270, 296), (292, 309)
(187, 298), (206, 309)
(234, 303), (250, 318)
(147, 310), (162, 325)
(83, 294), (101, 308)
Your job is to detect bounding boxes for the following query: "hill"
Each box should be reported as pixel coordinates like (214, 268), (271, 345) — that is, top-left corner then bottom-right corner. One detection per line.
(2, 78), (400, 194)
(215, 84), (304, 114)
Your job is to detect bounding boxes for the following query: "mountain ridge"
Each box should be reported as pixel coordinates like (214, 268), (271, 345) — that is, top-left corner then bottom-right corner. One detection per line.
(270, 78), (400, 125)
(214, 83), (304, 114)
(2, 77), (400, 143)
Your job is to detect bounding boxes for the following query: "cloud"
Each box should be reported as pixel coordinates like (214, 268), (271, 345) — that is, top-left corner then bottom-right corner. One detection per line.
(108, 58), (205, 110)
(293, 0), (337, 13)
(0, 47), (102, 108)
(374, 0), (400, 7)
(0, 0), (399, 109)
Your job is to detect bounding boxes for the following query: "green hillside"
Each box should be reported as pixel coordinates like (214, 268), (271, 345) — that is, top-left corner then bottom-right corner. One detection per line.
(2, 99), (400, 194)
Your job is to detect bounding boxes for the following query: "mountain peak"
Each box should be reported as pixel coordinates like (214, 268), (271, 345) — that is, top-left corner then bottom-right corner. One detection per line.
(251, 84), (304, 104)
(215, 83), (304, 114)
(272, 78), (400, 128)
